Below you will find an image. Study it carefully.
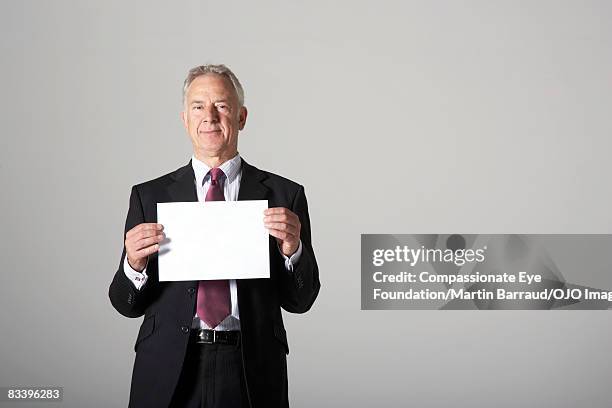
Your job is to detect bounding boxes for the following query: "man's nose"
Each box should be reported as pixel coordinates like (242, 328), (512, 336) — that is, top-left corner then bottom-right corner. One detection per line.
(201, 105), (219, 123)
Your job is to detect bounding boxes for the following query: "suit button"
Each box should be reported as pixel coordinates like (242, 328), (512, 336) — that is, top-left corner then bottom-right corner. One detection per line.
(187, 287), (195, 295)
(181, 326), (189, 333)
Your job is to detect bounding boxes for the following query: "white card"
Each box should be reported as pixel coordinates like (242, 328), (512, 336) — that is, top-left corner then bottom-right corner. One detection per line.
(156, 200), (270, 281)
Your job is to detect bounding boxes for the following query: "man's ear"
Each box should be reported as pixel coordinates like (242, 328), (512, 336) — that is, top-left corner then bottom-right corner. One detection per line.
(238, 106), (248, 130)
(180, 110), (187, 130)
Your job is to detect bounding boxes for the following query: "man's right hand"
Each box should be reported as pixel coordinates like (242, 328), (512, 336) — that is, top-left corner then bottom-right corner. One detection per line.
(125, 223), (165, 272)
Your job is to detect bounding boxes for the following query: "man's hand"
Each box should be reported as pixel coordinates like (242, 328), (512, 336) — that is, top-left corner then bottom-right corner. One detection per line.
(264, 208), (301, 257)
(125, 223), (165, 272)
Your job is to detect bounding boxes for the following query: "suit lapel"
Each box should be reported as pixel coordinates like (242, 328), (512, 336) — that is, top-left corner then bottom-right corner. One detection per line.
(238, 158), (269, 201)
(167, 160), (198, 203)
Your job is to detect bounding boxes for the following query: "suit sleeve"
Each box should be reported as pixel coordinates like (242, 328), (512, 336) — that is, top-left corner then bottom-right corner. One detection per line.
(108, 185), (155, 318)
(278, 185), (321, 313)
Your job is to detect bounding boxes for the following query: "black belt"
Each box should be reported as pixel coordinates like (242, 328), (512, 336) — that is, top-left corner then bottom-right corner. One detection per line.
(191, 329), (241, 345)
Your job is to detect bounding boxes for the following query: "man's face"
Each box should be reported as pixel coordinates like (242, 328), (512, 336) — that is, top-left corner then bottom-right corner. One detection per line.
(181, 74), (247, 159)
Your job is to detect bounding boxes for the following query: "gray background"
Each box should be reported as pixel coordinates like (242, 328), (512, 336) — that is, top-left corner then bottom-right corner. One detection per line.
(1, 1), (611, 407)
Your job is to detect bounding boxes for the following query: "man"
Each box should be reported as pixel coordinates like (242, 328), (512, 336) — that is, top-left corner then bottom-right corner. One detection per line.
(109, 64), (320, 408)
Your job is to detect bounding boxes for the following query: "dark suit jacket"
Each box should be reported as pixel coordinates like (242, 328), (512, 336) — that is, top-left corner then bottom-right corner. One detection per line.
(108, 158), (320, 408)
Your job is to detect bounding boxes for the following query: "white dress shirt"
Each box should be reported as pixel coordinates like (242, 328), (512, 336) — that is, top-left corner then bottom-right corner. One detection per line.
(123, 153), (303, 330)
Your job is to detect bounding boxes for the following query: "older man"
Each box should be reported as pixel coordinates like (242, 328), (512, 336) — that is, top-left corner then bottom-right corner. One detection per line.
(109, 64), (320, 408)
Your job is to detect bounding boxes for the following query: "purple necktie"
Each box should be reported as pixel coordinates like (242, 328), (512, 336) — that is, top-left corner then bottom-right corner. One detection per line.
(196, 167), (231, 328)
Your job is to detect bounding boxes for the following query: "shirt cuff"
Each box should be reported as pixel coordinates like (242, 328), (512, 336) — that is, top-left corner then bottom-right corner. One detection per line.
(278, 240), (303, 272)
(123, 256), (148, 290)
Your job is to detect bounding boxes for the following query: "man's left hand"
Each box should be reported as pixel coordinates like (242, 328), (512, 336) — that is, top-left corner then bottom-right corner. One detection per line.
(264, 207), (301, 257)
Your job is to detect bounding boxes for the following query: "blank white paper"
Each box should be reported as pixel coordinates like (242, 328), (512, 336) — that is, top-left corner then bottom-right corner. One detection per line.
(156, 200), (270, 281)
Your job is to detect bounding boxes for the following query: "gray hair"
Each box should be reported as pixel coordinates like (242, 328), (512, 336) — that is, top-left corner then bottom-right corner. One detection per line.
(182, 64), (245, 107)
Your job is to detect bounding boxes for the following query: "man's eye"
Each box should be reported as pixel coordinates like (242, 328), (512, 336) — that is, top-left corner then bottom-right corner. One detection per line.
(193, 106), (202, 110)
(216, 104), (228, 111)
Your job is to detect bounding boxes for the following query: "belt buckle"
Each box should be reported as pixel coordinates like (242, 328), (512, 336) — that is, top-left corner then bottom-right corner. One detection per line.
(198, 329), (215, 344)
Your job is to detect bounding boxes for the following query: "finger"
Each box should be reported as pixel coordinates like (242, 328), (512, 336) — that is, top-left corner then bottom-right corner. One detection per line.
(133, 234), (165, 250)
(127, 223), (162, 238)
(267, 228), (299, 243)
(131, 229), (165, 243)
(127, 223), (164, 238)
(132, 244), (160, 259)
(264, 214), (299, 226)
(263, 222), (298, 236)
(263, 207), (292, 216)
(133, 231), (165, 244)
(126, 233), (164, 256)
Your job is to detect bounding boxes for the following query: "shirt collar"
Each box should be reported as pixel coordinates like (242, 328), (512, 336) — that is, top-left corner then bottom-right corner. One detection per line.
(191, 153), (242, 187)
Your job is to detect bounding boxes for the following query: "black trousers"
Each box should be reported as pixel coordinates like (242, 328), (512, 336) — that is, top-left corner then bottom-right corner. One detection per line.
(169, 336), (250, 408)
